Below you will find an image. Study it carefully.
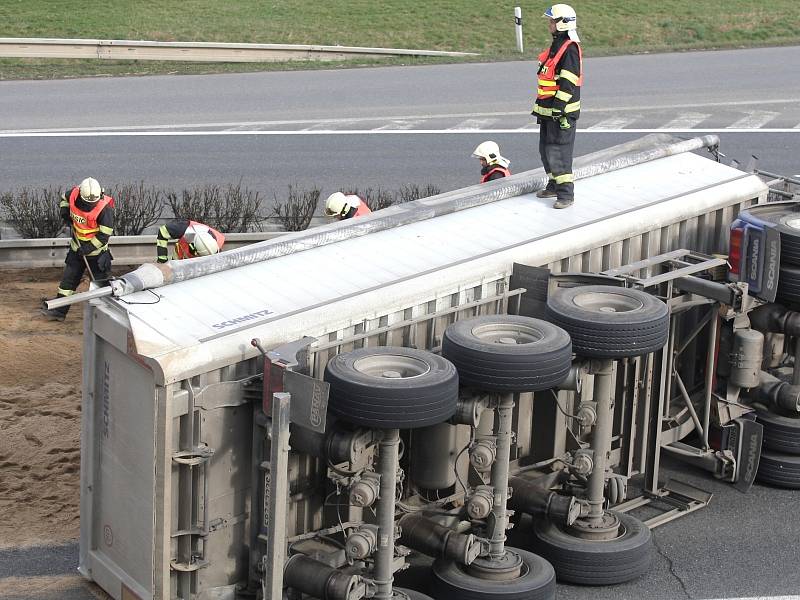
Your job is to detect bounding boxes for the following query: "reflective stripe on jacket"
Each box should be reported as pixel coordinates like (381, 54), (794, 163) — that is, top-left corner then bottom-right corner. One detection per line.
(68, 187), (113, 255)
(175, 220), (226, 259)
(533, 39), (582, 119)
(480, 166), (511, 183)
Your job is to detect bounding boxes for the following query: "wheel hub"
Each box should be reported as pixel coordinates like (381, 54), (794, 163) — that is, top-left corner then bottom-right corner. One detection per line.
(568, 511), (622, 541)
(466, 549), (524, 581)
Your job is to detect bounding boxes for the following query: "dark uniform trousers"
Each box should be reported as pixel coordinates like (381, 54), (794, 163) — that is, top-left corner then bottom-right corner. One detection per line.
(539, 116), (577, 203)
(54, 249), (112, 316)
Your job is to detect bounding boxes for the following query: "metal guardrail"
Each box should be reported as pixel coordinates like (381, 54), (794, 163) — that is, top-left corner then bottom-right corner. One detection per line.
(0, 232), (289, 268)
(0, 38), (479, 62)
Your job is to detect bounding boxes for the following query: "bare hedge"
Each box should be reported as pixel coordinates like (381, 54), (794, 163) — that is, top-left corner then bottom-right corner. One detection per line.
(1, 182), (442, 238)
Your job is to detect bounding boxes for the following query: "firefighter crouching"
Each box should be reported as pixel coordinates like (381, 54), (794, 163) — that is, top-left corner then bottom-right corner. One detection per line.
(40, 177), (115, 322)
(325, 192), (372, 220)
(472, 140), (511, 183)
(156, 219), (225, 263)
(533, 3), (583, 209)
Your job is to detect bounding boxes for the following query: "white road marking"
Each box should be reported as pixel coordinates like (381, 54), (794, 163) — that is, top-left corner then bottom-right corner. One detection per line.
(2, 96), (797, 136)
(727, 110), (780, 129)
(659, 112), (710, 129)
(587, 116), (640, 129)
(447, 118), (497, 130)
(699, 597), (800, 600)
(1, 129), (799, 138)
(372, 119), (425, 130)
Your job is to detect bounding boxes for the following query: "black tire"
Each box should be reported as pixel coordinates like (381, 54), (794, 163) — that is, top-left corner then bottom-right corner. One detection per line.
(777, 264), (800, 308)
(756, 409), (800, 455)
(394, 587), (435, 600)
(776, 212), (800, 266)
(737, 203), (800, 266)
(441, 315), (572, 392)
(545, 285), (668, 359)
(431, 548), (555, 600)
(528, 512), (653, 585)
(756, 450), (800, 489)
(324, 346), (458, 429)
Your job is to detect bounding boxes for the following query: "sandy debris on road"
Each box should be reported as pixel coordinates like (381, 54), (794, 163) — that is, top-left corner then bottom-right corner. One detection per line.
(0, 268), (84, 548)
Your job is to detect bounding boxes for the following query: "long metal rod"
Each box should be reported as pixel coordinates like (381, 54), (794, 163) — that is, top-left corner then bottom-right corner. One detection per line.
(96, 134), (724, 302)
(673, 369), (705, 440)
(374, 428), (401, 600)
(46, 286), (113, 310)
(702, 311), (719, 449)
(263, 392), (291, 600)
(588, 361), (614, 522)
(488, 394), (515, 557)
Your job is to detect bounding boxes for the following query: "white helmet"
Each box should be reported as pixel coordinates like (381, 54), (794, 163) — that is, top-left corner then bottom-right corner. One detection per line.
(79, 177), (102, 202)
(325, 192), (361, 217)
(543, 4), (577, 32)
(187, 227), (220, 256)
(472, 141), (509, 168)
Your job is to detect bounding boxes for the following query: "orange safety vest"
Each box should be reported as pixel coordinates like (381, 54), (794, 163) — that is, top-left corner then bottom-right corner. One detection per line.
(175, 220), (226, 259)
(480, 166), (511, 184)
(537, 40), (583, 99)
(68, 187), (113, 251)
(353, 203), (372, 217)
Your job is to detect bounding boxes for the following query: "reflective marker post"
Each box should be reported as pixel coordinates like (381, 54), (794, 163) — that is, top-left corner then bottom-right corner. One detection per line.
(515, 7), (524, 53)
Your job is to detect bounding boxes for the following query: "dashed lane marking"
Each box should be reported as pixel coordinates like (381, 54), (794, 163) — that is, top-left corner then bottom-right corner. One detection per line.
(727, 110), (780, 129)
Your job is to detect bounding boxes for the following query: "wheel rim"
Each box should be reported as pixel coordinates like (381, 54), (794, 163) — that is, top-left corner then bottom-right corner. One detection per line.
(461, 550), (528, 581)
(470, 322), (545, 345)
(571, 290), (644, 314)
(783, 216), (800, 231)
(352, 354), (431, 379)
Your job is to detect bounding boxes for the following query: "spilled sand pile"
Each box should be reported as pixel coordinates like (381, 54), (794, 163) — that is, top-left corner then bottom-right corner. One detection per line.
(0, 268), (84, 548)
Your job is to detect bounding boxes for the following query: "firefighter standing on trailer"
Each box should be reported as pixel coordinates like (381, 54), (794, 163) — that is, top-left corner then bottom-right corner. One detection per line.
(533, 4), (582, 209)
(472, 140), (511, 183)
(40, 177), (115, 321)
(324, 192), (372, 220)
(156, 219), (225, 263)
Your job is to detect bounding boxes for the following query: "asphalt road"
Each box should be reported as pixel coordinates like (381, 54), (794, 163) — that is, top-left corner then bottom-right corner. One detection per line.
(1, 47), (800, 600)
(0, 133), (797, 205)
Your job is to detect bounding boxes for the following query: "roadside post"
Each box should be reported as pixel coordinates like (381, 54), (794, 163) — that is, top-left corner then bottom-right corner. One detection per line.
(515, 7), (524, 53)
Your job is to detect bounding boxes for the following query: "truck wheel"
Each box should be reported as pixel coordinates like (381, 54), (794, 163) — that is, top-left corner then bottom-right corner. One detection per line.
(528, 512), (653, 585)
(394, 588), (435, 600)
(545, 285), (668, 359)
(442, 315), (572, 392)
(756, 409), (800, 455)
(431, 548), (555, 600)
(776, 214), (800, 266)
(324, 346), (458, 429)
(776, 264), (800, 308)
(757, 451), (800, 489)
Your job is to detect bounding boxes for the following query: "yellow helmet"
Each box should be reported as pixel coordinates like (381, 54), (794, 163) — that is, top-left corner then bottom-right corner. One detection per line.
(543, 4), (577, 32)
(79, 177), (102, 202)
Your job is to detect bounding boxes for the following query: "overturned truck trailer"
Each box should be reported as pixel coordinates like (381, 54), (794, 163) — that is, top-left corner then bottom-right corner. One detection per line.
(79, 135), (790, 600)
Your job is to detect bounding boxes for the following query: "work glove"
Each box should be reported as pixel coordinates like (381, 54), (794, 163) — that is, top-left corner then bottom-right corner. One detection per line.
(558, 116), (572, 130)
(76, 244), (93, 257)
(157, 255), (168, 264)
(97, 252), (112, 273)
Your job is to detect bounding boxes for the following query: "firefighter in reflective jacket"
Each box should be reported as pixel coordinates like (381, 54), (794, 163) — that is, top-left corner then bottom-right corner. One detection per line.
(325, 192), (372, 220)
(472, 141), (511, 183)
(532, 4), (582, 209)
(40, 177), (115, 321)
(156, 219), (225, 263)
